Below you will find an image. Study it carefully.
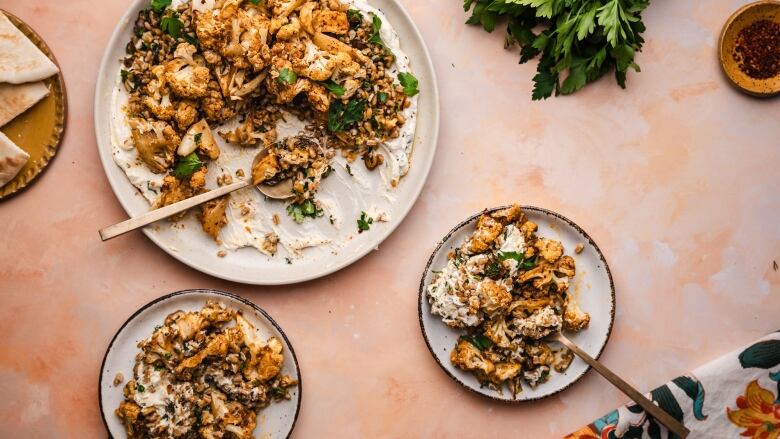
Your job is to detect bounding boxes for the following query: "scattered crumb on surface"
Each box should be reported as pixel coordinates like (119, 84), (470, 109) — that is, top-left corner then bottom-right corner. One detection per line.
(574, 243), (584, 254)
(774, 260), (778, 272)
(235, 169), (245, 178)
(113, 372), (124, 386)
(217, 250), (227, 258)
(272, 214), (280, 225)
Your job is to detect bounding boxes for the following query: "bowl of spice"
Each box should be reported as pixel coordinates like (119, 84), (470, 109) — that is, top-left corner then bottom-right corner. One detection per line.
(719, 0), (780, 97)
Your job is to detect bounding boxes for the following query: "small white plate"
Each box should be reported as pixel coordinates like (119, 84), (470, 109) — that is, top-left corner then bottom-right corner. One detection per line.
(99, 289), (302, 438)
(94, 0), (440, 285)
(418, 206), (616, 402)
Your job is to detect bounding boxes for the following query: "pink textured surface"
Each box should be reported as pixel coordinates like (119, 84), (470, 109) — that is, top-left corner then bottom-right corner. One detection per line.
(0, 0), (778, 437)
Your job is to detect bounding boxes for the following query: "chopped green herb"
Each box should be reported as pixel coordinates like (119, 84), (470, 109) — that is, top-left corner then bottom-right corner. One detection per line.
(497, 251), (523, 263)
(327, 98), (366, 132)
(277, 68), (297, 85)
(172, 152), (203, 179)
(520, 257), (537, 270)
(323, 80), (346, 96)
(285, 257), (292, 264)
(368, 13), (385, 46)
(182, 34), (199, 47)
(357, 211), (373, 232)
(136, 383), (146, 392)
(194, 132), (202, 145)
(160, 12), (183, 39)
(120, 69), (130, 81)
(193, 406), (202, 426)
(377, 91), (388, 103)
(286, 199), (323, 224)
(484, 261), (501, 279)
(347, 9), (363, 28)
(270, 387), (287, 398)
(398, 72), (419, 96)
(249, 0), (262, 4)
(150, 0), (171, 13)
(164, 352), (172, 359)
(345, 164), (353, 176)
(461, 334), (493, 351)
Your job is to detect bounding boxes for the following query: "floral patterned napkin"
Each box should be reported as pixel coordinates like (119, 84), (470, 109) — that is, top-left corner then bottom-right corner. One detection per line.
(566, 331), (780, 439)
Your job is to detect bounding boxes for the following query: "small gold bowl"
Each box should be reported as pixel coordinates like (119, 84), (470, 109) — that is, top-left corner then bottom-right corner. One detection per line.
(719, 0), (780, 97)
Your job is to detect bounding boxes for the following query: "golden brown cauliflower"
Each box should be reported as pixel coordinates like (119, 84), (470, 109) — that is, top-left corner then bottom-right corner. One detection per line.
(251, 152), (281, 185)
(490, 362), (522, 384)
(201, 196), (229, 241)
(490, 204), (523, 224)
(477, 280), (512, 316)
(536, 238), (564, 263)
(314, 10), (348, 34)
(178, 119), (221, 159)
(174, 100), (198, 130)
(451, 339), (495, 377)
(467, 214), (503, 253)
(563, 292), (590, 331)
(130, 119), (180, 173)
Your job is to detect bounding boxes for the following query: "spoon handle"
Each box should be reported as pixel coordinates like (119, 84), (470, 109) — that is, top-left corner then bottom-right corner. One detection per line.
(99, 180), (250, 241)
(553, 333), (690, 438)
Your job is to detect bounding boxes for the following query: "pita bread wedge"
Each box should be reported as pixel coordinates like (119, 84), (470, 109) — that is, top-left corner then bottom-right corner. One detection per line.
(0, 131), (30, 187)
(0, 12), (59, 84)
(0, 81), (49, 127)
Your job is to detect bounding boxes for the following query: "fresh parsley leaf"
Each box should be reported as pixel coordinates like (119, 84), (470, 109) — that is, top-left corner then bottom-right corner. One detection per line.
(160, 12), (183, 39)
(497, 251), (523, 262)
(347, 9), (363, 28)
(277, 68), (297, 85)
(286, 200), (322, 224)
(323, 80), (345, 97)
(327, 99), (365, 132)
(368, 13), (385, 46)
(520, 257), (537, 270)
(357, 211), (373, 232)
(150, 0), (171, 13)
(249, 0), (262, 4)
(182, 34), (199, 47)
(194, 133), (202, 145)
(377, 92), (388, 103)
(172, 153), (203, 179)
(120, 69), (129, 81)
(136, 383), (146, 392)
(461, 334), (493, 351)
(397, 72), (419, 96)
(270, 387), (287, 398)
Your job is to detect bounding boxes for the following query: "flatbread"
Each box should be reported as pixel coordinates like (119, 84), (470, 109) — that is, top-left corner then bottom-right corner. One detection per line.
(0, 131), (30, 187)
(0, 12), (59, 84)
(0, 81), (49, 127)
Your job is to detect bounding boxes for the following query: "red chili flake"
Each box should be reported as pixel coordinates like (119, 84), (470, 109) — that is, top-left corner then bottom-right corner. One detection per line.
(732, 19), (780, 79)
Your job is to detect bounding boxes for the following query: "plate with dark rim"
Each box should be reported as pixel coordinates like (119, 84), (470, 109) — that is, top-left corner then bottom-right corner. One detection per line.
(99, 289), (301, 438)
(418, 205), (615, 402)
(0, 10), (67, 200)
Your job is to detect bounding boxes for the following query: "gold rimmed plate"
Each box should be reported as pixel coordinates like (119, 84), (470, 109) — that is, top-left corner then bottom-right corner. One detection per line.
(719, 0), (780, 97)
(0, 10), (67, 199)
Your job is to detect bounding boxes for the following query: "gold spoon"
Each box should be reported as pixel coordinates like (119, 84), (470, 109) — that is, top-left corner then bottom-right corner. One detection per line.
(549, 332), (690, 438)
(99, 149), (293, 241)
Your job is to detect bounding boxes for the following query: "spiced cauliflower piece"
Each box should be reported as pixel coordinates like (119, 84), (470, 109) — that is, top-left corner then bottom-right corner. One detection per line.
(164, 43), (210, 99)
(174, 100), (199, 130)
(153, 167), (207, 208)
(513, 306), (561, 340)
(178, 119), (221, 159)
(483, 317), (514, 348)
(477, 280), (512, 317)
(536, 238), (564, 263)
(490, 362), (522, 384)
(202, 80), (237, 123)
(268, 0), (307, 17)
(201, 196), (229, 241)
(490, 204), (522, 224)
(467, 214), (503, 253)
(251, 151), (281, 185)
(314, 10), (349, 34)
(563, 292), (590, 331)
(451, 339), (495, 377)
(176, 327), (241, 372)
(141, 65), (175, 121)
(130, 119), (180, 173)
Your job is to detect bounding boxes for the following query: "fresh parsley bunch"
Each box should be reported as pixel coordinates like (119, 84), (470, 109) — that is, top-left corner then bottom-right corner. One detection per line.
(463, 0), (649, 100)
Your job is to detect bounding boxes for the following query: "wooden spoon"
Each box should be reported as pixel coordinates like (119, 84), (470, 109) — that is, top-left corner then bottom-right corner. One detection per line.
(549, 332), (690, 438)
(99, 149), (293, 241)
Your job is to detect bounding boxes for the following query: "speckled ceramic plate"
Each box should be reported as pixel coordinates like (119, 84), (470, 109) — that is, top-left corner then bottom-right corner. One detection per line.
(719, 0), (780, 97)
(94, 0), (439, 285)
(0, 10), (67, 200)
(99, 289), (301, 438)
(418, 206), (616, 402)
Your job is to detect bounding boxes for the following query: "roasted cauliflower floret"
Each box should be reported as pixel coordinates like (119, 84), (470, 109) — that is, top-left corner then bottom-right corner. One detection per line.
(306, 83), (330, 112)
(178, 119), (221, 159)
(490, 362), (522, 384)
(130, 119), (180, 173)
(451, 339), (495, 377)
(298, 38), (354, 81)
(202, 80), (236, 123)
(483, 317), (513, 348)
(176, 328), (240, 373)
(555, 255), (576, 278)
(490, 204), (523, 224)
(563, 292), (590, 331)
(269, 0), (307, 17)
(115, 401), (142, 437)
(220, 117), (262, 146)
(513, 306), (561, 340)
(314, 10), (348, 34)
(201, 196), (229, 241)
(536, 238), (564, 263)
(477, 280), (512, 316)
(251, 152), (281, 185)
(174, 100), (198, 130)
(154, 167), (208, 208)
(467, 214), (503, 253)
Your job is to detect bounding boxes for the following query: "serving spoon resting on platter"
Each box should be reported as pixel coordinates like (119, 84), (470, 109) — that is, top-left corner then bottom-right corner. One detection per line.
(549, 332), (690, 438)
(99, 148), (294, 241)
